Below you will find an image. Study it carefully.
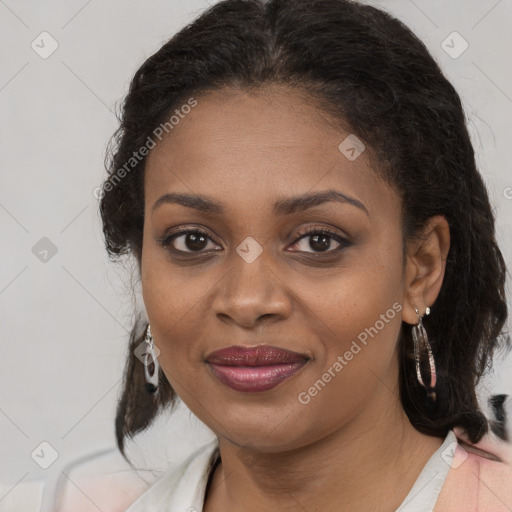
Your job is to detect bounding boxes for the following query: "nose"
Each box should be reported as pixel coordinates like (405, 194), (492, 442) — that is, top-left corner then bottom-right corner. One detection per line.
(211, 248), (293, 329)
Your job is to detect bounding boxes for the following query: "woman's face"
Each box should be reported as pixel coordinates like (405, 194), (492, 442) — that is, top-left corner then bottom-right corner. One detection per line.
(142, 86), (410, 450)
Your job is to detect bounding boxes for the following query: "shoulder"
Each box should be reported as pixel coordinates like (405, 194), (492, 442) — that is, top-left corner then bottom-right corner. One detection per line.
(52, 439), (219, 512)
(52, 448), (163, 512)
(124, 438), (220, 512)
(0, 479), (44, 512)
(435, 427), (512, 512)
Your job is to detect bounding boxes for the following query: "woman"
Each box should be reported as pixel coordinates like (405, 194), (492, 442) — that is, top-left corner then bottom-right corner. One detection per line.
(97, 0), (512, 510)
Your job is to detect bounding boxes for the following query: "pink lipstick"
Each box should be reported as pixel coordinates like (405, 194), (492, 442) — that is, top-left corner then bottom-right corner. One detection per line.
(206, 345), (309, 392)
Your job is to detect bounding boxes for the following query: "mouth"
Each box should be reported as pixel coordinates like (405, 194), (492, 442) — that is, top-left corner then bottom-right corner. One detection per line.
(205, 345), (310, 392)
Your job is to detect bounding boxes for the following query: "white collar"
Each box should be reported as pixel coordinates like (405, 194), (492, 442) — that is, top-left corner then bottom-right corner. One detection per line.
(125, 437), (220, 511)
(126, 431), (455, 511)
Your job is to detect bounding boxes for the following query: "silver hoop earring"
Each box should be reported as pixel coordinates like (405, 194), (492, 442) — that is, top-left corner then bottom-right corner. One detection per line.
(412, 307), (437, 402)
(144, 324), (160, 394)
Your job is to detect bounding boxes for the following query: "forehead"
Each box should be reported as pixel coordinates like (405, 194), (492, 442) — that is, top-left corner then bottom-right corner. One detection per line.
(144, 86), (399, 219)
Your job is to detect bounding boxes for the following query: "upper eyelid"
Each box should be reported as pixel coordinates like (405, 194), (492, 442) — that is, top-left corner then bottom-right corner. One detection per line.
(165, 225), (345, 240)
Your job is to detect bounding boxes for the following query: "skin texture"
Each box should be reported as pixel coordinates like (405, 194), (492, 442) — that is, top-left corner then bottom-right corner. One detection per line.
(141, 85), (451, 512)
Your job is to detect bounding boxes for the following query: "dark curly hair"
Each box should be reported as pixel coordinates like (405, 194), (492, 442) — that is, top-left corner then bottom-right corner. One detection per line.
(98, 0), (510, 461)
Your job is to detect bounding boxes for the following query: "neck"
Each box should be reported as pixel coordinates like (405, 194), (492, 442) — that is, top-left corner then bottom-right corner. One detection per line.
(204, 383), (444, 512)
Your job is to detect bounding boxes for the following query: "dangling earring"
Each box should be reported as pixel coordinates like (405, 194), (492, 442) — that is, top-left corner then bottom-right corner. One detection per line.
(412, 307), (437, 402)
(143, 324), (160, 394)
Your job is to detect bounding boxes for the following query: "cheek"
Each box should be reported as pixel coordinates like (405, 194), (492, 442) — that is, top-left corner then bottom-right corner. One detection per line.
(141, 222), (204, 311)
(291, 276), (404, 436)
(296, 235), (405, 390)
(301, 277), (402, 390)
(140, 241), (219, 373)
(141, 257), (208, 397)
(298, 237), (404, 345)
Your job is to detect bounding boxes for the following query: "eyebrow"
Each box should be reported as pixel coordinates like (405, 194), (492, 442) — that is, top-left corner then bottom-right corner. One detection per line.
(151, 189), (369, 217)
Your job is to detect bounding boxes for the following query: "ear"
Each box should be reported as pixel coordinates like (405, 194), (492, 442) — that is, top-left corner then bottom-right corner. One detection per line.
(402, 215), (450, 325)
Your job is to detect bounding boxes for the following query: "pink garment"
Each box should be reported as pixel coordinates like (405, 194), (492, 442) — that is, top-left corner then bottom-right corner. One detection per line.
(434, 426), (512, 511)
(53, 469), (154, 512)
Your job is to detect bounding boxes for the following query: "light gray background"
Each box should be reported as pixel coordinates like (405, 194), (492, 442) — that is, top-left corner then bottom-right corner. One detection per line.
(1, 0), (511, 508)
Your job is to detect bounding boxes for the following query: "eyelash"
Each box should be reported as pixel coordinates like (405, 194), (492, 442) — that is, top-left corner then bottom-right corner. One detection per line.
(158, 226), (351, 256)
(291, 227), (351, 255)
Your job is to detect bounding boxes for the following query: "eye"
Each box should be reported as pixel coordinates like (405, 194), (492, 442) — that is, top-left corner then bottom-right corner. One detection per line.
(158, 226), (351, 256)
(289, 227), (351, 254)
(159, 229), (221, 253)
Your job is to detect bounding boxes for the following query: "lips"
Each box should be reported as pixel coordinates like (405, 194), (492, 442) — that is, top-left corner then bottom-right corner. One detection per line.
(206, 345), (309, 392)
